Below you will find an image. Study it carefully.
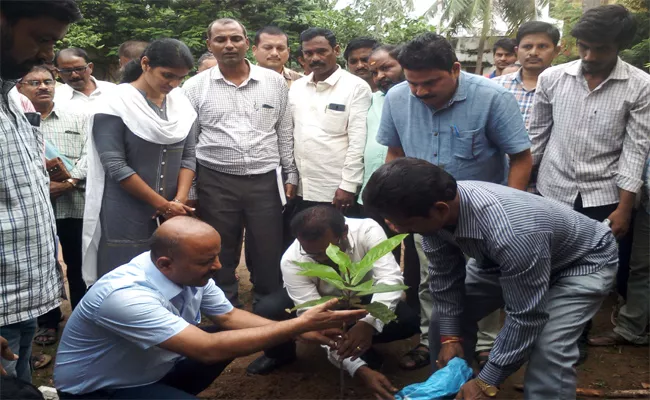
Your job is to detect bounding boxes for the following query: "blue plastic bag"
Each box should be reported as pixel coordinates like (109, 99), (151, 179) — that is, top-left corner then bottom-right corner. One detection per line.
(395, 357), (473, 400)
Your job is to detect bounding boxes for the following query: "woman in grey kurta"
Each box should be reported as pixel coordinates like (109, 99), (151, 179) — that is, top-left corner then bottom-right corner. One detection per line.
(84, 38), (198, 280)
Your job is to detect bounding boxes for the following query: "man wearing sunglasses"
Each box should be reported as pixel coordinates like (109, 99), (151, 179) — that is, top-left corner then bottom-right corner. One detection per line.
(17, 64), (88, 354)
(53, 47), (115, 111)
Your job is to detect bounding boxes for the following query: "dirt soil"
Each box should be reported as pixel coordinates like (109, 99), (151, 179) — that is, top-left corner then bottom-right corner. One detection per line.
(34, 257), (649, 399)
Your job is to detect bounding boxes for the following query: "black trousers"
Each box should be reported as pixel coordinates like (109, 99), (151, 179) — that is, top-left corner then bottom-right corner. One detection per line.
(197, 166), (283, 308)
(257, 288), (420, 359)
(573, 194), (634, 339)
(38, 218), (87, 329)
(58, 326), (231, 399)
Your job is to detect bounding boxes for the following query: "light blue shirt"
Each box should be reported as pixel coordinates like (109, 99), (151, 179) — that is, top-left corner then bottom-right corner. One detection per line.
(359, 91), (387, 205)
(54, 252), (233, 394)
(376, 71), (531, 184)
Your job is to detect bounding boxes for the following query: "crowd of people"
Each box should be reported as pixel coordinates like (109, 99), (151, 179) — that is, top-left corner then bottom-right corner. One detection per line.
(0, 1), (648, 399)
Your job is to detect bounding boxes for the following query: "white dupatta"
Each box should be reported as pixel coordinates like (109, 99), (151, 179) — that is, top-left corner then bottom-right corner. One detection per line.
(81, 84), (197, 285)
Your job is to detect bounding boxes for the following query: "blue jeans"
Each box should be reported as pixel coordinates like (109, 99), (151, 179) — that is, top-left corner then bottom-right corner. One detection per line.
(0, 318), (38, 383)
(428, 245), (617, 399)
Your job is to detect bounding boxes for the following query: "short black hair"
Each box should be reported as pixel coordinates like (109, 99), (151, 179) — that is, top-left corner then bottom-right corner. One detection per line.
(372, 44), (401, 60)
(397, 32), (457, 72)
(23, 65), (56, 81)
(493, 38), (516, 54)
(206, 18), (248, 40)
(343, 37), (380, 61)
(516, 21), (560, 46)
(254, 25), (289, 46)
(53, 47), (89, 67)
(118, 40), (149, 60)
(291, 206), (346, 241)
(362, 158), (458, 218)
(300, 27), (337, 48)
(571, 4), (636, 49)
(0, 0), (82, 24)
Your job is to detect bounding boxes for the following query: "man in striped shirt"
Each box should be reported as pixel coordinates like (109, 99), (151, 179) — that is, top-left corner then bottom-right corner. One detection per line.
(529, 4), (650, 362)
(363, 158), (618, 399)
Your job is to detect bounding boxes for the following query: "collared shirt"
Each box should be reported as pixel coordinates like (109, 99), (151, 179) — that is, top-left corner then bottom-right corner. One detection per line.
(529, 58), (650, 208)
(53, 76), (116, 113)
(492, 69), (535, 129)
(422, 181), (616, 387)
(376, 72), (531, 185)
(1, 79), (61, 326)
(290, 67), (372, 201)
(282, 217), (404, 375)
(183, 61), (297, 184)
(359, 91), (387, 204)
(282, 67), (303, 87)
(54, 251), (233, 394)
(42, 104), (88, 220)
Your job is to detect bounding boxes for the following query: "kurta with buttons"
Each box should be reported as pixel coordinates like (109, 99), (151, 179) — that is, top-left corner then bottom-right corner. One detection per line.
(92, 90), (197, 279)
(376, 71), (531, 184)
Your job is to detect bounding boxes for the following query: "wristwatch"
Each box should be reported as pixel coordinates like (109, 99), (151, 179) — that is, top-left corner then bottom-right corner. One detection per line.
(65, 178), (77, 188)
(475, 378), (499, 397)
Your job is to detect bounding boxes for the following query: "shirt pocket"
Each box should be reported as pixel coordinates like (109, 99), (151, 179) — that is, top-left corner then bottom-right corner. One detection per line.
(452, 128), (486, 160)
(320, 109), (348, 134)
(252, 105), (279, 132)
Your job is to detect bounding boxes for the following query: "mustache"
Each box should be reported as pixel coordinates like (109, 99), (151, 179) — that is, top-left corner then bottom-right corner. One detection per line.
(415, 94), (435, 100)
(309, 61), (326, 68)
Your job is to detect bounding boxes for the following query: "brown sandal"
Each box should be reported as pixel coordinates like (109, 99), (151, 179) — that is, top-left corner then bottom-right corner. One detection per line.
(399, 344), (430, 370)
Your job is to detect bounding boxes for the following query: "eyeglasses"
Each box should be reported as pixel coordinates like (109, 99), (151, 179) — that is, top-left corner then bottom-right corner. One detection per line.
(57, 65), (89, 75)
(22, 79), (56, 87)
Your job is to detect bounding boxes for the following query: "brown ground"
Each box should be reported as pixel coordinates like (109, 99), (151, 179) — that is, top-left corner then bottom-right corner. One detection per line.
(33, 256), (649, 399)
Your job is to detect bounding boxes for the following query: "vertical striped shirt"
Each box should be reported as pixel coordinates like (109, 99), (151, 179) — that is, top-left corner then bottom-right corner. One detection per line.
(1, 79), (62, 326)
(42, 104), (88, 220)
(421, 181), (617, 386)
(529, 58), (650, 208)
(183, 61), (297, 184)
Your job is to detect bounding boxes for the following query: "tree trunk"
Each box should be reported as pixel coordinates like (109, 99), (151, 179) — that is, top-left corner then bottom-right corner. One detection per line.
(474, 0), (492, 74)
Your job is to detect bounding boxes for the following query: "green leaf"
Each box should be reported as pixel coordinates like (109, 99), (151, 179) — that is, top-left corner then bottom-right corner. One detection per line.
(293, 261), (343, 282)
(285, 296), (339, 313)
(346, 279), (374, 292)
(350, 234), (408, 285)
(360, 302), (397, 324)
(326, 244), (352, 282)
(357, 283), (409, 297)
(322, 277), (350, 291)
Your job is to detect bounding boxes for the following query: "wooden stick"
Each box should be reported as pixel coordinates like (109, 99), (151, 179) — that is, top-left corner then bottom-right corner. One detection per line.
(513, 384), (650, 398)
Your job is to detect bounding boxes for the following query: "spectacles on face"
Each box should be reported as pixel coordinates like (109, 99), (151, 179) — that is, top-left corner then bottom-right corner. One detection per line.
(22, 79), (56, 87)
(57, 64), (89, 75)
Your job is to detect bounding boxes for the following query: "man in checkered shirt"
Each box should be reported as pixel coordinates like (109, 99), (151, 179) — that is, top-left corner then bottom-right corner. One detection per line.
(184, 18), (297, 309)
(529, 4), (650, 364)
(0, 0), (82, 382)
(17, 64), (88, 347)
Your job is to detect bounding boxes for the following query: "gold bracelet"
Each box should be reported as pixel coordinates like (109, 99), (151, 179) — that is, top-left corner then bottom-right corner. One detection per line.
(441, 339), (461, 345)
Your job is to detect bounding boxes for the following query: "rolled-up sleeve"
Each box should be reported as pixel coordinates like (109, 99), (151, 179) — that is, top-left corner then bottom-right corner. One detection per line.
(616, 84), (650, 193)
(180, 121), (197, 172)
(340, 83), (371, 193)
(93, 113), (135, 182)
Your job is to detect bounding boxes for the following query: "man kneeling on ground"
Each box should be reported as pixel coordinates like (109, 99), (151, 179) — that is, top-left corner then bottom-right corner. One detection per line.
(363, 158), (618, 399)
(54, 216), (366, 399)
(246, 206), (419, 399)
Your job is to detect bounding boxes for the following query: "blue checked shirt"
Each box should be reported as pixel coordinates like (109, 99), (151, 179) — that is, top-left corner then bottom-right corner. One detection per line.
(421, 181), (616, 386)
(1, 79), (61, 326)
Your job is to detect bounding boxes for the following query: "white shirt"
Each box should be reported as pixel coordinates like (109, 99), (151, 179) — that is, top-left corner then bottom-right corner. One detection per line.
(289, 67), (371, 202)
(282, 217), (404, 376)
(530, 58), (650, 208)
(53, 76), (116, 113)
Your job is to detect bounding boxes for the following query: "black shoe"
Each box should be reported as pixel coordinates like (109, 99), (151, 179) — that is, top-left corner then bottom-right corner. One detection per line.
(246, 354), (296, 375)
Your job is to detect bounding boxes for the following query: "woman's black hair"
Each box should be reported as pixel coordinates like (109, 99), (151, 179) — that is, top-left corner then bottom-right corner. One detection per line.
(121, 38), (194, 83)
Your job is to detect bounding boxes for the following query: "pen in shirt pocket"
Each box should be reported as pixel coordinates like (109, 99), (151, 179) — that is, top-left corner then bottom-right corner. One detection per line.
(451, 125), (461, 137)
